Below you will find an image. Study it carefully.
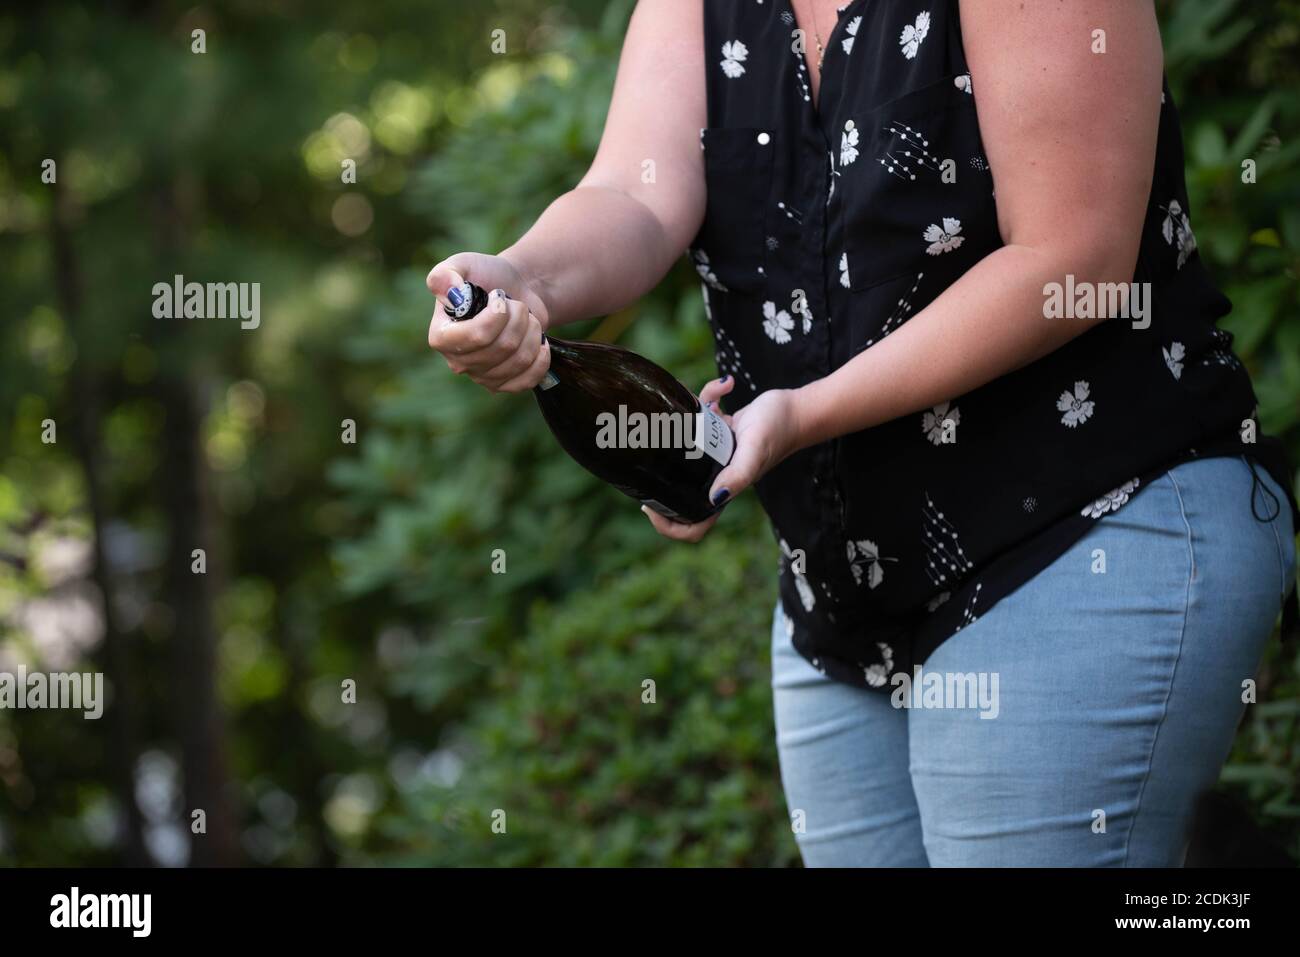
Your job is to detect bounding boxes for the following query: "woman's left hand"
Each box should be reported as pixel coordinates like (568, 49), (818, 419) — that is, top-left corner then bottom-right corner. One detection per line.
(641, 377), (802, 542)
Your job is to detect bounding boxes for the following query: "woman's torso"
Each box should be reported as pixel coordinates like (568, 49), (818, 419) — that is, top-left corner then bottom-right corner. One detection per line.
(690, 0), (1291, 690)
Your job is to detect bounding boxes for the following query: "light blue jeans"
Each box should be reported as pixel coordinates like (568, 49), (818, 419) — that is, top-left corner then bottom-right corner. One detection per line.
(772, 455), (1297, 867)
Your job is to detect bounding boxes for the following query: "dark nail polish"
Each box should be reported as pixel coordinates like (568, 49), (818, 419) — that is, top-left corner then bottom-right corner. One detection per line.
(711, 487), (731, 506)
(720, 374), (730, 384)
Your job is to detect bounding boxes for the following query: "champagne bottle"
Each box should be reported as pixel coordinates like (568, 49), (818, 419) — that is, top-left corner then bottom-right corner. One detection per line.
(442, 281), (735, 523)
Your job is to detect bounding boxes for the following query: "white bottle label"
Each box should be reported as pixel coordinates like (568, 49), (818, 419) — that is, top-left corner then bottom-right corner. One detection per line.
(694, 405), (735, 467)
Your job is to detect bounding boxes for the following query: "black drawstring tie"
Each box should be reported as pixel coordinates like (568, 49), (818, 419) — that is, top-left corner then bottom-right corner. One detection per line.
(1245, 455), (1300, 643)
(1246, 456), (1282, 523)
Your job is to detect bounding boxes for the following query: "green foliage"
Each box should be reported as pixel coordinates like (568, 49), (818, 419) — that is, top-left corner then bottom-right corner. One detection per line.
(327, 4), (725, 698)
(1162, 0), (1300, 440)
(365, 532), (796, 867)
(329, 6), (792, 864)
(1, 0), (1298, 868)
(0, 0), (628, 867)
(1157, 0), (1300, 858)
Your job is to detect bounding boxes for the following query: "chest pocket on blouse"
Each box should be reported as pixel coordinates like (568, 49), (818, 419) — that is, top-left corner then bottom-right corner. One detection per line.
(838, 75), (1000, 293)
(692, 127), (775, 297)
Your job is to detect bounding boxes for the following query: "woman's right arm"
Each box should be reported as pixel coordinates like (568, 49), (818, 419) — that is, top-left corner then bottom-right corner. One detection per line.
(427, 0), (707, 392)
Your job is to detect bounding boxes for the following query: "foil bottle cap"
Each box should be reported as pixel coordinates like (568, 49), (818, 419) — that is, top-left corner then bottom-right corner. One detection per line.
(445, 281), (476, 319)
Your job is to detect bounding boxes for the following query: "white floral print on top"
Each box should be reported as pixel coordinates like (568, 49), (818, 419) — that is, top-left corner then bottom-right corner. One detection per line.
(924, 217), (964, 255)
(841, 120), (860, 167)
(899, 11), (932, 60)
(863, 642), (895, 687)
(794, 573), (814, 612)
(687, 0), (1265, 696)
(721, 40), (748, 79)
(1057, 380), (1095, 428)
(922, 491), (974, 587)
(1202, 328), (1242, 371)
(955, 583), (982, 630)
(1160, 199), (1197, 269)
(780, 538), (816, 612)
(1080, 478), (1140, 518)
(926, 591), (950, 612)
(792, 292), (813, 333)
(847, 539), (897, 589)
(691, 249), (727, 292)
(762, 300), (794, 344)
(878, 121), (943, 181)
(1163, 341), (1185, 380)
(842, 15), (862, 54)
(922, 401), (961, 445)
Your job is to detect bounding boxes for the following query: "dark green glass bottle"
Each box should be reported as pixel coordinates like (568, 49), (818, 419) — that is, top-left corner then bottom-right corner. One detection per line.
(443, 281), (734, 523)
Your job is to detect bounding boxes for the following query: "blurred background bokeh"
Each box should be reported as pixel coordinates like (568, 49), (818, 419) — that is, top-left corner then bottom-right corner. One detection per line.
(0, 0), (1297, 867)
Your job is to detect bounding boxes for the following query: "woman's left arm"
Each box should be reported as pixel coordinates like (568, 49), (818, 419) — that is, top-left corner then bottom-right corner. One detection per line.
(647, 0), (1166, 541)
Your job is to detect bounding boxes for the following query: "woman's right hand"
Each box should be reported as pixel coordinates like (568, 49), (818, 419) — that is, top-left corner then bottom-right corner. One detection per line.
(426, 252), (553, 393)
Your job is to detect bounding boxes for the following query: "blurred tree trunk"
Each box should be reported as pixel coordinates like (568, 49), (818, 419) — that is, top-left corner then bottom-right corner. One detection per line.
(276, 621), (340, 867)
(157, 375), (240, 866)
(50, 179), (152, 867)
(151, 179), (240, 867)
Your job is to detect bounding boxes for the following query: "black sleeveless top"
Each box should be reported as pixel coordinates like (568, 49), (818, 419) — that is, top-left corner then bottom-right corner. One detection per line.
(691, 0), (1299, 690)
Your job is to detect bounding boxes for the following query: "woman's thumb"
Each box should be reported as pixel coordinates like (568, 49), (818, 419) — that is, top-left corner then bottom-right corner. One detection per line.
(426, 257), (470, 300)
(707, 442), (758, 509)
